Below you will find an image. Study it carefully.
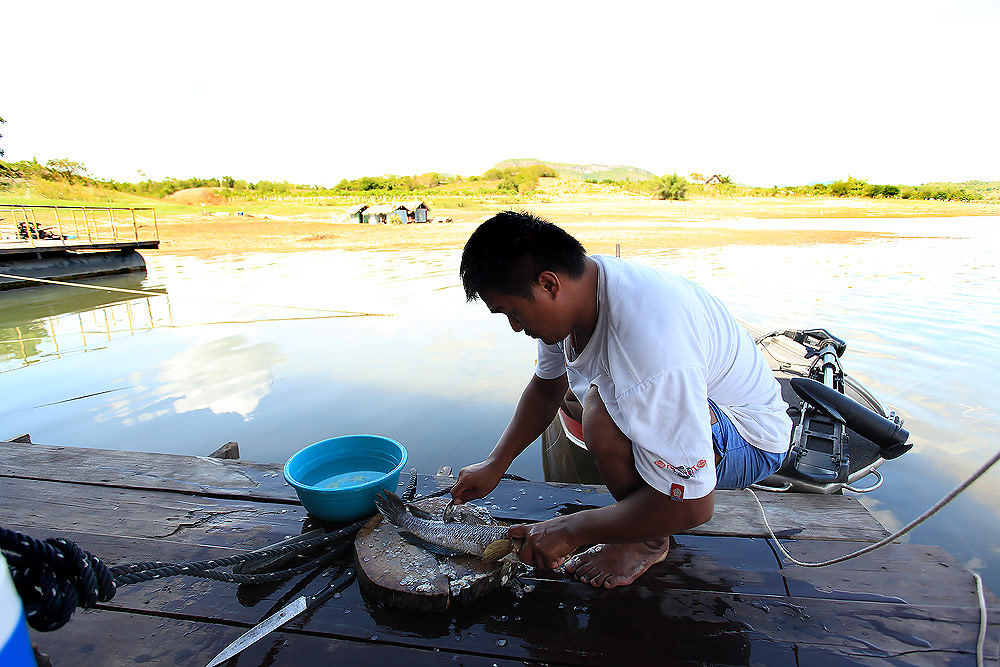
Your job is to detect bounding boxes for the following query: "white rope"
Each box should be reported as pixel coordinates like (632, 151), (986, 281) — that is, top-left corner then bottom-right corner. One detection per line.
(749, 448), (999, 664)
(747, 446), (1000, 568)
(973, 573), (988, 667)
(0, 272), (390, 317)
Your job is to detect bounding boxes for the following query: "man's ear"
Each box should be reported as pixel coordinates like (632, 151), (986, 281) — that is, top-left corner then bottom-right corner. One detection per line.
(537, 271), (561, 299)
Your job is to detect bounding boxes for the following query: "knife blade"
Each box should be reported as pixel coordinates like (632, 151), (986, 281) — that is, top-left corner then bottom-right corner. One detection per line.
(205, 568), (354, 667)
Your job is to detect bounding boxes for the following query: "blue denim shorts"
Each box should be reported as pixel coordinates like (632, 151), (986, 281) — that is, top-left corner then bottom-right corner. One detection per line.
(710, 400), (784, 490)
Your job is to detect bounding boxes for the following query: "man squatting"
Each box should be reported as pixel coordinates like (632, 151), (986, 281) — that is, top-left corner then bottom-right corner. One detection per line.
(450, 211), (793, 589)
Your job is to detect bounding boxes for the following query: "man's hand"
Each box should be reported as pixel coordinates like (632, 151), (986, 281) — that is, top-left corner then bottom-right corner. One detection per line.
(451, 459), (507, 504)
(508, 516), (579, 570)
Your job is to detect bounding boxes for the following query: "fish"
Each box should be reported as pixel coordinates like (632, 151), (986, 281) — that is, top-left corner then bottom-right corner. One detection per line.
(373, 491), (518, 563)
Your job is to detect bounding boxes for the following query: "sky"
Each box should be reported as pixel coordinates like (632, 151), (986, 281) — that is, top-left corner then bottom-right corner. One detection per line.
(2, 0), (998, 188)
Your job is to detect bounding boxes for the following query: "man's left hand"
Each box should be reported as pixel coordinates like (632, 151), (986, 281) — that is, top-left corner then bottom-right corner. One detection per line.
(508, 517), (579, 570)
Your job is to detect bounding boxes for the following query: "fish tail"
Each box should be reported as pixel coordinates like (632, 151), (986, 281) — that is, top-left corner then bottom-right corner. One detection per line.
(482, 539), (515, 563)
(374, 490), (405, 524)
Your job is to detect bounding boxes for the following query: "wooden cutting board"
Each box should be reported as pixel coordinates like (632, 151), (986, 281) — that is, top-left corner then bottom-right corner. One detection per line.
(354, 495), (516, 611)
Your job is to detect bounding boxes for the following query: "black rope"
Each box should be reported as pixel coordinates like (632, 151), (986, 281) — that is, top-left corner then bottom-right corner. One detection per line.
(2, 527), (116, 632)
(1, 518), (364, 633)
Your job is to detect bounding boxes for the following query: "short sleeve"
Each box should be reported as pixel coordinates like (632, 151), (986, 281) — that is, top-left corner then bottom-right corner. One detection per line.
(614, 366), (717, 500)
(535, 340), (567, 380)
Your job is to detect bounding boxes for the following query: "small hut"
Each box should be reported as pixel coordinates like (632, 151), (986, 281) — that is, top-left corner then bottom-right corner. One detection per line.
(362, 204), (394, 224)
(399, 200), (431, 223)
(705, 175), (724, 186)
(346, 203), (369, 224)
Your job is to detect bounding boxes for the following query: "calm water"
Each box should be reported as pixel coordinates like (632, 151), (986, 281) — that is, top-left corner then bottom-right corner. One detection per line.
(2, 217), (998, 594)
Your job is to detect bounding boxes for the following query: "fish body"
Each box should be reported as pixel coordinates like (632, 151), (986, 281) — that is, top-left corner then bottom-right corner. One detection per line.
(374, 491), (516, 562)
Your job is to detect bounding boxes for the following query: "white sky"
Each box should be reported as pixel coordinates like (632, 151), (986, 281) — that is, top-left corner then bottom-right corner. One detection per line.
(3, 0), (997, 187)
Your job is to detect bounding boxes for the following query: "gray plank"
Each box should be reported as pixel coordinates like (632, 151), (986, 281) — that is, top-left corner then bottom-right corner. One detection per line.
(29, 609), (540, 667)
(0, 440), (294, 501)
(1, 442), (890, 541)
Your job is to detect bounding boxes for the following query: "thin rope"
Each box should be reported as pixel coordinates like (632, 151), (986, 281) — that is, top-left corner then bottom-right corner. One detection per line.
(0, 272), (390, 317)
(973, 573), (988, 667)
(746, 446), (1000, 568)
(749, 448), (1000, 665)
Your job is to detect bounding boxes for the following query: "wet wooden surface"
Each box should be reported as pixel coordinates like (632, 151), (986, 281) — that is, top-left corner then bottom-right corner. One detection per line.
(0, 441), (890, 540)
(2, 441), (997, 666)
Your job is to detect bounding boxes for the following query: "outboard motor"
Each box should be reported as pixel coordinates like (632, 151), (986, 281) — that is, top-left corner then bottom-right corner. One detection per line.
(776, 328), (912, 486)
(790, 378), (912, 460)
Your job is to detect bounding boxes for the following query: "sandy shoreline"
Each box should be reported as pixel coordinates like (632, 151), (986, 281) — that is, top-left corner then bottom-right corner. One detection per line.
(144, 196), (993, 257)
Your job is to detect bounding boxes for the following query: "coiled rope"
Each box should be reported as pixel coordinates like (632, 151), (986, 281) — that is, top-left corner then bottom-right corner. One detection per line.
(1, 520), (364, 633)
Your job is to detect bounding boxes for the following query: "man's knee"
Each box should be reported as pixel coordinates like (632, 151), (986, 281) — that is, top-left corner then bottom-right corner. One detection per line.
(561, 388), (583, 422)
(581, 386), (629, 455)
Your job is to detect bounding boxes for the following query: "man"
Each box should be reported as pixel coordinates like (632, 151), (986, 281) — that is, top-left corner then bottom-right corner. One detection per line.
(451, 210), (791, 589)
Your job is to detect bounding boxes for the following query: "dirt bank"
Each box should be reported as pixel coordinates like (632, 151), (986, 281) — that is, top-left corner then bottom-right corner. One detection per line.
(144, 196), (990, 257)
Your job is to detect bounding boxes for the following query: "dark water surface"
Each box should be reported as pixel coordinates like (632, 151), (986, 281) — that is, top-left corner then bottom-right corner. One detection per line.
(2, 216), (998, 594)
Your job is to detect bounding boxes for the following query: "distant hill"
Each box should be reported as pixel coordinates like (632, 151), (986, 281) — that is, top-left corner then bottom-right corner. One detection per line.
(493, 159), (658, 182)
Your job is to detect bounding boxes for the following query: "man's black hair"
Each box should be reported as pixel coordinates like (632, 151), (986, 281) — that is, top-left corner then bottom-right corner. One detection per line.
(460, 210), (587, 301)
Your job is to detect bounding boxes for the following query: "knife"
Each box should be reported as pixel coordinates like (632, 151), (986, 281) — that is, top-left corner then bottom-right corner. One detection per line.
(205, 568), (355, 667)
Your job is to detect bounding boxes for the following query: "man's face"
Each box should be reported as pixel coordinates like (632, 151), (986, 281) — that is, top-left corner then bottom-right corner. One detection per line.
(480, 286), (567, 345)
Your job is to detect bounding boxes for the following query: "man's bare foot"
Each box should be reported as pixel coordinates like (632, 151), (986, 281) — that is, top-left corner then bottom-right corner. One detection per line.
(563, 540), (669, 588)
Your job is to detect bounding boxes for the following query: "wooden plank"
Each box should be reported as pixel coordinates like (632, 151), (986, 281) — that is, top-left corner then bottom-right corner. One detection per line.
(207, 441), (240, 459)
(29, 609), (539, 667)
(65, 566), (1000, 666)
(0, 477), (310, 550)
(776, 539), (1000, 607)
(9, 527), (996, 665)
(1, 443), (891, 541)
(0, 441), (294, 502)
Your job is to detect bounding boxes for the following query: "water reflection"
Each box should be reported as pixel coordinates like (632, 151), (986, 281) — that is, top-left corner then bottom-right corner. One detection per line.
(0, 274), (170, 373)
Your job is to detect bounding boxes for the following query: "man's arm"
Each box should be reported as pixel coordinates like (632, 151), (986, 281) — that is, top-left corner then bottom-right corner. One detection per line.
(509, 485), (715, 569)
(451, 373), (568, 503)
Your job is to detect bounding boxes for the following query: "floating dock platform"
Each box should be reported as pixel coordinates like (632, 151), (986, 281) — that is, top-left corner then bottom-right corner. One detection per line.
(0, 205), (159, 289)
(1, 438), (996, 666)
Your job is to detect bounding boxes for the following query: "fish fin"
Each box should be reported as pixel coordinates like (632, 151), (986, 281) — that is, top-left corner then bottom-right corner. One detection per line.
(407, 505), (435, 520)
(398, 531), (464, 557)
(482, 539), (514, 564)
(373, 491), (405, 524)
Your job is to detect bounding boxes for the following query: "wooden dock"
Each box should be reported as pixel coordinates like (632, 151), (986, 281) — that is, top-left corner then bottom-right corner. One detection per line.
(2, 439), (996, 666)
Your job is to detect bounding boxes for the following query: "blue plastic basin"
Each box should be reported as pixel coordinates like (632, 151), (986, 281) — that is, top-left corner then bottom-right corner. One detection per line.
(283, 435), (407, 522)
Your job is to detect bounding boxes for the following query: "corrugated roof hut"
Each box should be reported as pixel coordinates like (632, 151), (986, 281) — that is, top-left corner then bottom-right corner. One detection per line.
(399, 200), (430, 223)
(362, 204), (395, 224)
(346, 203), (369, 224)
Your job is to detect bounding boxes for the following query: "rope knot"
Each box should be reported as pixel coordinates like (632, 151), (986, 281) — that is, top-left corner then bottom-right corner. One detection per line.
(2, 527), (116, 632)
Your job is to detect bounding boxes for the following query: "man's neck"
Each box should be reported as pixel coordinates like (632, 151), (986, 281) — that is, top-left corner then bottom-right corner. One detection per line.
(570, 258), (600, 351)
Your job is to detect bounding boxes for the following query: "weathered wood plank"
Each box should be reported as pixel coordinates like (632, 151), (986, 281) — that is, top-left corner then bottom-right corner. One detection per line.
(776, 539), (1000, 607)
(207, 441), (240, 459)
(29, 609), (540, 667)
(1, 442), (891, 541)
(8, 527), (996, 665)
(71, 569), (1000, 666)
(0, 441), (293, 501)
(0, 477), (310, 550)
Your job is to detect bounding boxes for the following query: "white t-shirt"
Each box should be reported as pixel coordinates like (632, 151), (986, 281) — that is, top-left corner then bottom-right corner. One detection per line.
(535, 255), (792, 500)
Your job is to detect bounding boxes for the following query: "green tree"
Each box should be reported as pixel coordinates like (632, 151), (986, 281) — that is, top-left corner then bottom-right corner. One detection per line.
(45, 158), (87, 183)
(654, 173), (687, 200)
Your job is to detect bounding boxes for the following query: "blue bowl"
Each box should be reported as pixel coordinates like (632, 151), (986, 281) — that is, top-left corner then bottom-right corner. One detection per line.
(283, 435), (407, 522)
